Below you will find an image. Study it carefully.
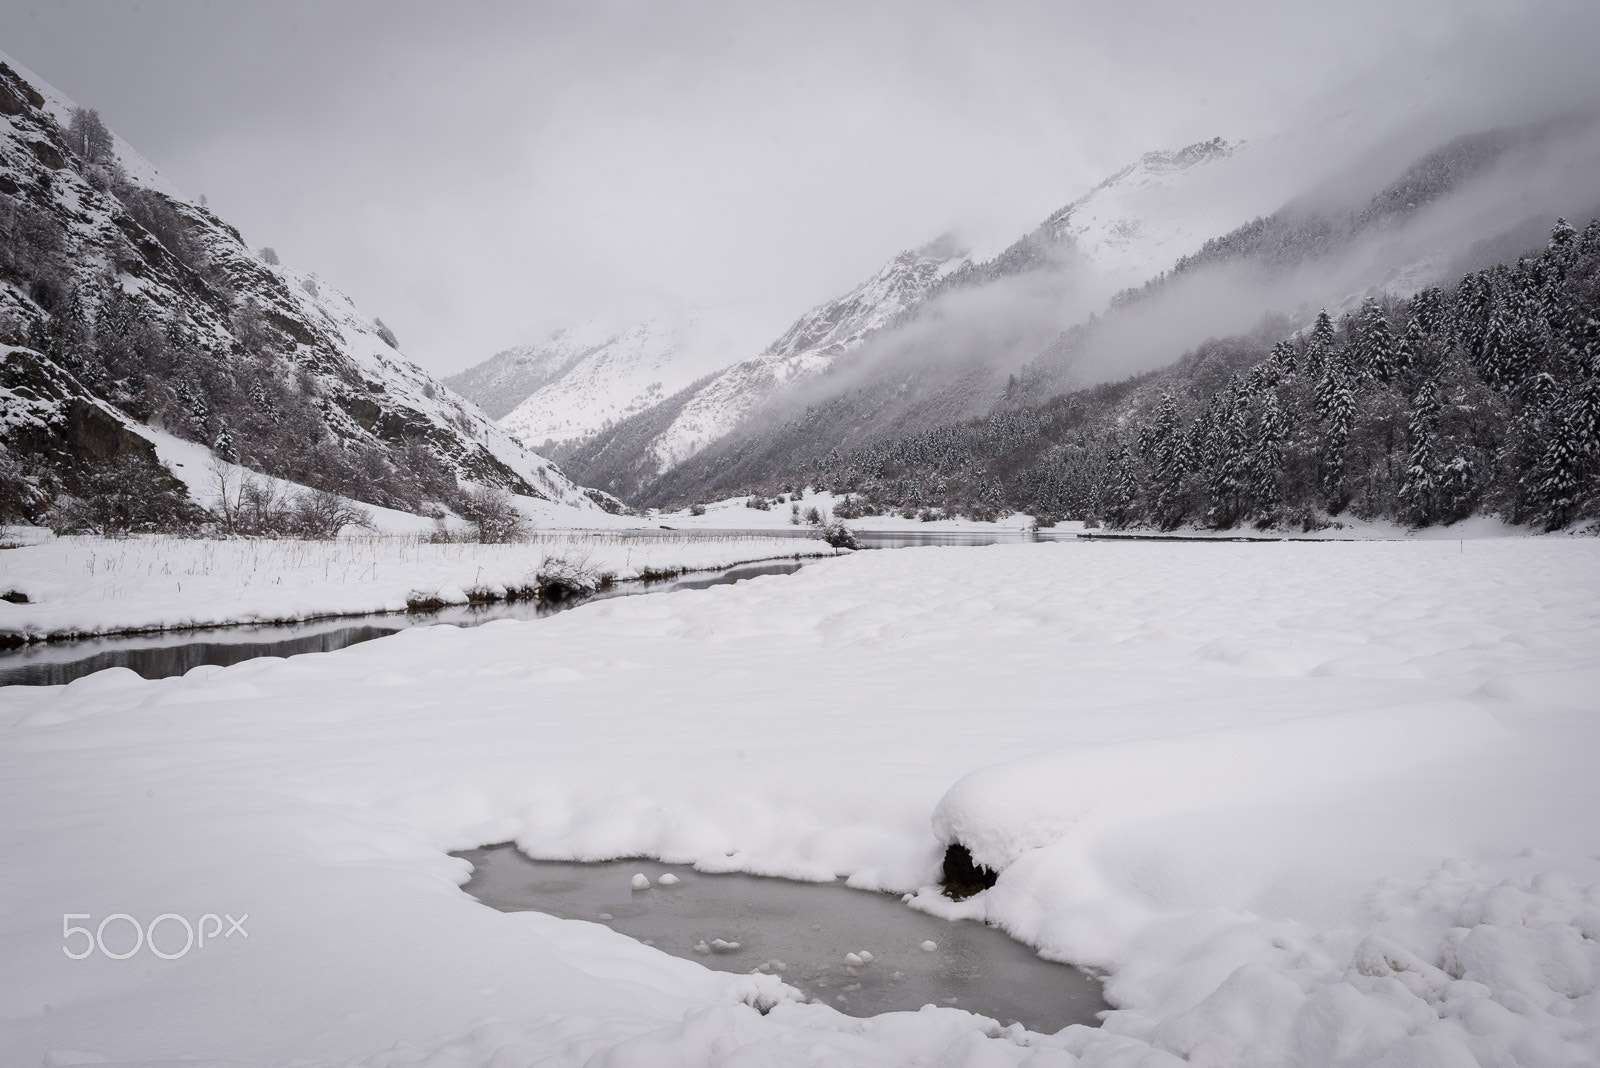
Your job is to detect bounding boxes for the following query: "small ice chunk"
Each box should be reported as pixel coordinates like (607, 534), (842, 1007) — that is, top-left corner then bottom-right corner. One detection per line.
(598, 912), (613, 920)
(657, 873), (681, 886)
(920, 940), (937, 952)
(693, 940), (710, 954)
(711, 938), (741, 952)
(858, 950), (874, 964)
(630, 873), (650, 890)
(845, 952), (863, 966)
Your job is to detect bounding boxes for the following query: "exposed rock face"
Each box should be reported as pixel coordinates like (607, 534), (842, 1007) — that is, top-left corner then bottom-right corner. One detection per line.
(0, 51), (602, 516)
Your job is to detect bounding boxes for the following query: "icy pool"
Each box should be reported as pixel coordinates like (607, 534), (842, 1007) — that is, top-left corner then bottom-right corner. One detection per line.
(454, 844), (1107, 1033)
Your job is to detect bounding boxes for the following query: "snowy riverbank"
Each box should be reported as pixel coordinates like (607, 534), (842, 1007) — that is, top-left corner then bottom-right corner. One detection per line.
(0, 531), (839, 641)
(2, 538), (1597, 1065)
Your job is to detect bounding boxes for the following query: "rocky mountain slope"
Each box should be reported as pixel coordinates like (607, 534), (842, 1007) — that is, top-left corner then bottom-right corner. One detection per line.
(0, 51), (605, 525)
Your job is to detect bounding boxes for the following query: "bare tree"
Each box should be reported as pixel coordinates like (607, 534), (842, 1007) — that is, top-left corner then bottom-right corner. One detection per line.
(209, 457), (240, 534)
(239, 474), (291, 534)
(64, 107), (113, 164)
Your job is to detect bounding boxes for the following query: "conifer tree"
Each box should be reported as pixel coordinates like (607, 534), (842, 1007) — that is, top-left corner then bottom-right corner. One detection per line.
(1398, 377), (1441, 525)
(1269, 339), (1296, 376)
(1251, 390), (1286, 522)
(1357, 300), (1398, 384)
(1580, 219), (1600, 257)
(214, 423), (238, 464)
(1144, 393), (1192, 529)
(1105, 447), (1139, 528)
(1411, 287), (1447, 340)
(1305, 311), (1335, 381)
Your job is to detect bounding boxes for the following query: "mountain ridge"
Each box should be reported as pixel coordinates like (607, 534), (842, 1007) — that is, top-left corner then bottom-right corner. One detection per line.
(0, 52), (607, 527)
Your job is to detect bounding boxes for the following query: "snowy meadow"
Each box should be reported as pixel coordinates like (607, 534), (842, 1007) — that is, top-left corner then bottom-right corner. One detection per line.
(0, 531), (838, 641)
(2, 537), (1597, 1066)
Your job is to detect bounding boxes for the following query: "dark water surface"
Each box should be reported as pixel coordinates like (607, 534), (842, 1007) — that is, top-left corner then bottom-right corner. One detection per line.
(455, 844), (1106, 1033)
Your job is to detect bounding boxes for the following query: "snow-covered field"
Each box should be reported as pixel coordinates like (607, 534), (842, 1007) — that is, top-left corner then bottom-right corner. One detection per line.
(0, 532), (838, 640)
(658, 492), (1044, 533)
(2, 539), (1597, 1066)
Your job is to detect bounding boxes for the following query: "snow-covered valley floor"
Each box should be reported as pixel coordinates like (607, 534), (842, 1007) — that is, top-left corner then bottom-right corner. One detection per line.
(0, 532), (839, 641)
(2, 539), (1597, 1066)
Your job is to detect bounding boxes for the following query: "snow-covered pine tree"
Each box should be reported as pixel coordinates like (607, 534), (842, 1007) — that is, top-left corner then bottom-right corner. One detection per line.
(1144, 393), (1192, 530)
(213, 422), (238, 463)
(1318, 350), (1356, 508)
(1269, 338), (1297, 376)
(1355, 299), (1398, 384)
(1304, 311), (1335, 381)
(1453, 272), (1494, 360)
(1251, 390), (1286, 523)
(1580, 218), (1600, 257)
(1398, 377), (1441, 526)
(1412, 287), (1448, 340)
(1534, 398), (1583, 529)
(1476, 298), (1514, 388)
(1106, 447), (1140, 528)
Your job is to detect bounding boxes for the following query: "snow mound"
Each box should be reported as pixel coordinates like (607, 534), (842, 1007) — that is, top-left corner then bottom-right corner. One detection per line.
(933, 702), (1504, 874)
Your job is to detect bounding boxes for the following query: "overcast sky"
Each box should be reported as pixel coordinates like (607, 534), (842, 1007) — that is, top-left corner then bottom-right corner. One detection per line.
(3, 0), (1598, 374)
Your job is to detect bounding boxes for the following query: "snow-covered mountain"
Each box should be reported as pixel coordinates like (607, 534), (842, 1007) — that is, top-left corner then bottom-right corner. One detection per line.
(444, 321), (617, 420)
(640, 237), (971, 473)
(0, 51), (606, 519)
(1010, 137), (1247, 281)
(454, 310), (748, 454)
(561, 139), (1265, 502)
(567, 111), (1600, 511)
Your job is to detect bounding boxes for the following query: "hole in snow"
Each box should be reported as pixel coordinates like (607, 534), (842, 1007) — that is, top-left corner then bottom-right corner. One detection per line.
(454, 843), (1106, 1033)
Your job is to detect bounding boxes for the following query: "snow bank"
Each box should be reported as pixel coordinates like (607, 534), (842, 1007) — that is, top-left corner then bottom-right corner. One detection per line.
(658, 490), (1044, 533)
(0, 531), (837, 640)
(1, 539), (1597, 1065)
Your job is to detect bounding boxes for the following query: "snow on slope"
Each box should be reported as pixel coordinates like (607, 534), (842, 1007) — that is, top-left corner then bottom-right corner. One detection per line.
(641, 238), (971, 472)
(497, 310), (748, 452)
(571, 141), (1278, 488)
(3, 539), (1597, 1064)
(443, 320), (618, 420)
(1032, 137), (1250, 283)
(0, 51), (603, 514)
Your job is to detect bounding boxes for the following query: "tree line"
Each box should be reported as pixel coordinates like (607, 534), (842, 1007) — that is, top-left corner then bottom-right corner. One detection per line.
(800, 219), (1600, 532)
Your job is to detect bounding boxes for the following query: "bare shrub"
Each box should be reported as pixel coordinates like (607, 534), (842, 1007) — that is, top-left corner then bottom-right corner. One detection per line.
(291, 488), (375, 539)
(46, 454), (194, 536)
(458, 486), (527, 543)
